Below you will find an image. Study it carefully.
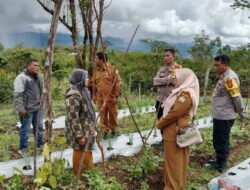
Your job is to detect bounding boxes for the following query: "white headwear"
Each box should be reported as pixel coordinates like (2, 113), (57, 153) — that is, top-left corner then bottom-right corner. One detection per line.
(162, 68), (200, 117)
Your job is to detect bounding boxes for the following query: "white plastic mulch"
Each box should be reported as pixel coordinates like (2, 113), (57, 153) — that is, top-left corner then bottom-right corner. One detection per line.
(0, 129), (162, 178)
(5, 105), (250, 189)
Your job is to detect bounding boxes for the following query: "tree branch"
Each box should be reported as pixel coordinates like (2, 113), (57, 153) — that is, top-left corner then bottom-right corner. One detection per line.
(37, 0), (72, 31)
(231, 0), (250, 9)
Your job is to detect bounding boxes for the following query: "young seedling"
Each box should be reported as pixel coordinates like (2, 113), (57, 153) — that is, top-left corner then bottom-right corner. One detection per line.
(23, 156), (32, 170)
(107, 133), (114, 150)
(196, 120), (199, 125)
(127, 133), (134, 146)
(153, 128), (158, 137)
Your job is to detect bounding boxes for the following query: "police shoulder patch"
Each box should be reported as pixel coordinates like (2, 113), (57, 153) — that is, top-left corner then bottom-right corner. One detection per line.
(178, 95), (186, 103)
(224, 77), (240, 97)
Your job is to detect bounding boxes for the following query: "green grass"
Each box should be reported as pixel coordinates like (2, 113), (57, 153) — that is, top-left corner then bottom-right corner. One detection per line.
(0, 133), (19, 161)
(186, 162), (219, 189)
(1, 96), (250, 188)
(0, 94), (213, 162)
(186, 121), (250, 189)
(196, 101), (211, 119)
(118, 93), (155, 110)
(52, 100), (66, 118)
(118, 113), (156, 134)
(0, 104), (19, 132)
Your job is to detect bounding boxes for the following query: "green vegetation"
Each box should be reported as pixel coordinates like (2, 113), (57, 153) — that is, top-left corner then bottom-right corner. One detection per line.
(0, 93), (212, 162)
(185, 120), (250, 189)
(83, 169), (123, 190)
(1, 39), (250, 105)
(0, 133), (19, 161)
(34, 158), (75, 189)
(121, 147), (160, 180)
(0, 34), (249, 189)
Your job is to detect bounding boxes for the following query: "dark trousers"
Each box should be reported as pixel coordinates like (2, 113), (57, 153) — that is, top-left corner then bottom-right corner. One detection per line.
(213, 118), (235, 165)
(155, 101), (164, 139)
(155, 100), (164, 120)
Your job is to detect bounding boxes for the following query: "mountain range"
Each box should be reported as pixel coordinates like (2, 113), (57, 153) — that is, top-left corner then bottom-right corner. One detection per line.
(0, 32), (191, 57)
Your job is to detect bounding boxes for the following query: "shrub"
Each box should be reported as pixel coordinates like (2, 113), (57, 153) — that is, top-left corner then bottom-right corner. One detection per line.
(0, 69), (14, 103)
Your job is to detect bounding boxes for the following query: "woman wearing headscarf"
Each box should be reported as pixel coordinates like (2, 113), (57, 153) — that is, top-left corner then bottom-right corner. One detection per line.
(156, 68), (200, 190)
(65, 69), (96, 176)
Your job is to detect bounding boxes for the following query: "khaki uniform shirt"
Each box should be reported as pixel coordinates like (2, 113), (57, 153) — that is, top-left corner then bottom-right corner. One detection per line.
(212, 69), (245, 120)
(153, 63), (181, 103)
(92, 64), (121, 101)
(156, 91), (192, 142)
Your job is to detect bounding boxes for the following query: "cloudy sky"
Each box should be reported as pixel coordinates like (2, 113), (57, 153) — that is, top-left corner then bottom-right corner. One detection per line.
(0, 0), (250, 47)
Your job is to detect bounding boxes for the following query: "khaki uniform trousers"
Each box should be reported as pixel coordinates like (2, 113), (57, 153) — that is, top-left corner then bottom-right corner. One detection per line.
(164, 141), (189, 190)
(97, 100), (118, 132)
(72, 150), (94, 176)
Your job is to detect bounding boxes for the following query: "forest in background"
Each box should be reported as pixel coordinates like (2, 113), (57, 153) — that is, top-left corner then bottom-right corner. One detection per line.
(0, 30), (249, 105)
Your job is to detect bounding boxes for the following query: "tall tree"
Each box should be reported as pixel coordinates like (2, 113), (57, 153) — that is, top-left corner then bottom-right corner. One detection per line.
(231, 0), (250, 9)
(37, 0), (112, 72)
(188, 30), (222, 102)
(79, 0), (93, 70)
(37, 0), (84, 68)
(231, 0), (250, 18)
(140, 38), (176, 54)
(3, 44), (32, 74)
(0, 43), (4, 52)
(188, 30), (212, 64)
(34, 0), (63, 176)
(91, 0), (112, 77)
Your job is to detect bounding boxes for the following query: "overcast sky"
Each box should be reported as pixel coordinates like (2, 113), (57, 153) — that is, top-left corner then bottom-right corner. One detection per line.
(0, 0), (250, 47)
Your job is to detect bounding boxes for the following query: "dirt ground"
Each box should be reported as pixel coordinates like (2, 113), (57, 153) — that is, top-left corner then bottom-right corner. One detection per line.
(3, 127), (250, 189)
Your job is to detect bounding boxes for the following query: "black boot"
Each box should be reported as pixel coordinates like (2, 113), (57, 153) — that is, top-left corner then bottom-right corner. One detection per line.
(216, 157), (227, 172)
(206, 157), (227, 173)
(208, 156), (217, 164)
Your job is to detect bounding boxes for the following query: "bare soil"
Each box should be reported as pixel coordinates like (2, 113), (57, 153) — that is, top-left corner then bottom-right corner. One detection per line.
(2, 128), (250, 189)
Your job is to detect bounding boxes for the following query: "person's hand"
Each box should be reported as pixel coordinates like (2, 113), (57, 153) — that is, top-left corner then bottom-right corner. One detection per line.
(78, 137), (86, 145)
(240, 111), (248, 128)
(19, 111), (28, 117)
(90, 130), (96, 137)
(167, 75), (176, 85)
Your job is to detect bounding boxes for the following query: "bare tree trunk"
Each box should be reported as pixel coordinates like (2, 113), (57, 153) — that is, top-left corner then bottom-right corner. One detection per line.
(88, 0), (94, 72)
(81, 0), (94, 78)
(79, 0), (92, 70)
(37, 0), (83, 68)
(203, 66), (211, 103)
(69, 0), (84, 68)
(82, 30), (88, 69)
(93, 0), (105, 55)
(38, 0), (112, 72)
(34, 0), (63, 176)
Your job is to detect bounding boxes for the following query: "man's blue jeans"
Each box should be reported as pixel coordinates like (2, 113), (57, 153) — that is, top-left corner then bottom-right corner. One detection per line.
(19, 109), (43, 150)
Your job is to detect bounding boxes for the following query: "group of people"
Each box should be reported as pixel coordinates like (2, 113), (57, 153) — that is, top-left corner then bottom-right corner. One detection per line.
(13, 52), (121, 175)
(13, 48), (247, 189)
(154, 49), (247, 189)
